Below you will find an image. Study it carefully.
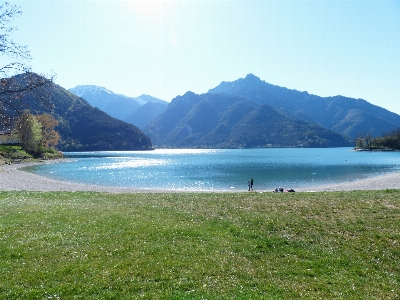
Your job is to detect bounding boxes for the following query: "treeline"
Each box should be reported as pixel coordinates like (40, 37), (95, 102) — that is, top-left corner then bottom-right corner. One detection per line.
(375, 128), (400, 149)
(356, 128), (400, 150)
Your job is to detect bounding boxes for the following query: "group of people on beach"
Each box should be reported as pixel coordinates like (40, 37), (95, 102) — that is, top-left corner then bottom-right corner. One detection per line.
(273, 187), (295, 193)
(247, 177), (295, 192)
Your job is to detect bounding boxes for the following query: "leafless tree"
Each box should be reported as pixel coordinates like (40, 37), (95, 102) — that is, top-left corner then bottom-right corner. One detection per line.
(0, 2), (54, 129)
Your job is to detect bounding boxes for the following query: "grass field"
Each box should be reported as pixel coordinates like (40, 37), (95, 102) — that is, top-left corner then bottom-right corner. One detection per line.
(0, 190), (399, 299)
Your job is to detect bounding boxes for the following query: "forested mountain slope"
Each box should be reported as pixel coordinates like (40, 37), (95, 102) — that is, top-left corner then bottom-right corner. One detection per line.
(144, 92), (351, 148)
(12, 74), (153, 151)
(208, 74), (400, 139)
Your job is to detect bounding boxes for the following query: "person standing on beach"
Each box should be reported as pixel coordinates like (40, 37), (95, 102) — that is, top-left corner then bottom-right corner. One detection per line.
(250, 178), (253, 189)
(248, 180), (251, 191)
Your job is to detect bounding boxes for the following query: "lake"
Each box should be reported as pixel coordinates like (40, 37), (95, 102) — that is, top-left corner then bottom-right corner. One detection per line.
(24, 148), (400, 191)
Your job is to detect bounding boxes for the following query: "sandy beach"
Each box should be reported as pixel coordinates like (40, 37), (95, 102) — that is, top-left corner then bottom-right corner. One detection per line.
(1, 160), (400, 193)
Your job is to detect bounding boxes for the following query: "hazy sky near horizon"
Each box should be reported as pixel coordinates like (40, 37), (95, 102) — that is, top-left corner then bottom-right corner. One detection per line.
(10, 0), (400, 114)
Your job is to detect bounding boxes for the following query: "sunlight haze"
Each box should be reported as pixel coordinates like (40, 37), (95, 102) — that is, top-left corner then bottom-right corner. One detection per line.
(12, 0), (400, 114)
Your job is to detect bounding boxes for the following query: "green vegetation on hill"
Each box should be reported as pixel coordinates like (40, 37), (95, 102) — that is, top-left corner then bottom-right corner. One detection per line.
(145, 92), (351, 148)
(19, 80), (153, 151)
(208, 74), (400, 139)
(1, 190), (398, 298)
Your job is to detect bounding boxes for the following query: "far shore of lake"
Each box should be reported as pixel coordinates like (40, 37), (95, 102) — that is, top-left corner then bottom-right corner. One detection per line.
(1, 159), (400, 193)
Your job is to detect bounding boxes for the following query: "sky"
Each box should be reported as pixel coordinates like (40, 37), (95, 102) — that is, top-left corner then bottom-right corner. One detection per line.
(9, 0), (400, 114)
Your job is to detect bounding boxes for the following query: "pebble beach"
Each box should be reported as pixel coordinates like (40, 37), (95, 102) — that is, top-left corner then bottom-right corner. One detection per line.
(0, 161), (159, 193)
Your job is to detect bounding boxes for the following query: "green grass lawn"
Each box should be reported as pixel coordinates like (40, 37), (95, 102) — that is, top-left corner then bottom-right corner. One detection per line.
(0, 190), (399, 299)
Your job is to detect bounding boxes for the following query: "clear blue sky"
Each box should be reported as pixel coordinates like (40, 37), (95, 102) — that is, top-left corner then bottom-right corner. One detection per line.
(11, 0), (400, 114)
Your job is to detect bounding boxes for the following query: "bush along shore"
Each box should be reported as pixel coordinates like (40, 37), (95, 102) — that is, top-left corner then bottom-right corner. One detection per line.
(0, 190), (399, 299)
(0, 145), (63, 165)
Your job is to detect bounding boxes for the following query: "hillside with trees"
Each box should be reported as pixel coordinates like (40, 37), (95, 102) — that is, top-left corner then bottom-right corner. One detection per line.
(20, 80), (153, 151)
(144, 92), (351, 148)
(208, 74), (400, 139)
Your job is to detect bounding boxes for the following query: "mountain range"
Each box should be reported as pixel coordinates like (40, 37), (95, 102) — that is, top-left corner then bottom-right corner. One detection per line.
(143, 74), (400, 148)
(69, 85), (168, 129)
(8, 73), (400, 151)
(208, 74), (400, 139)
(143, 91), (351, 148)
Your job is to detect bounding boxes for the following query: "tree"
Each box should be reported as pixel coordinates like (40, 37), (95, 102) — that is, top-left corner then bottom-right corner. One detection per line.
(364, 132), (372, 149)
(355, 137), (364, 149)
(0, 2), (54, 129)
(15, 110), (42, 152)
(36, 113), (60, 148)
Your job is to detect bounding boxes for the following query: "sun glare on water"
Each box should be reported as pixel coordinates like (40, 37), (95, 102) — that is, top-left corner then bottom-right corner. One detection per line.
(93, 158), (167, 170)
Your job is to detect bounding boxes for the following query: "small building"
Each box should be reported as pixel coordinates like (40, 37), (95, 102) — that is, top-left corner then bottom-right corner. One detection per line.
(0, 131), (21, 145)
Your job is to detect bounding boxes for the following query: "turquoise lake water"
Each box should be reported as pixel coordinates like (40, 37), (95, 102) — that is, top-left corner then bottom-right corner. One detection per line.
(24, 148), (400, 191)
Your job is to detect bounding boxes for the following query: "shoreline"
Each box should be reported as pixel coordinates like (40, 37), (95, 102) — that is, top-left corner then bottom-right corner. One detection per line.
(1, 160), (400, 193)
(0, 160), (166, 193)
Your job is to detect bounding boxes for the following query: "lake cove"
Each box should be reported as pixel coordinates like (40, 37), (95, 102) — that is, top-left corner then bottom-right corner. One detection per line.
(1, 190), (399, 298)
(23, 147), (400, 191)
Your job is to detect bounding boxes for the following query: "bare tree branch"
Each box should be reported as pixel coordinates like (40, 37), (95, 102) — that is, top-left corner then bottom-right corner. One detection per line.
(0, 2), (55, 130)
